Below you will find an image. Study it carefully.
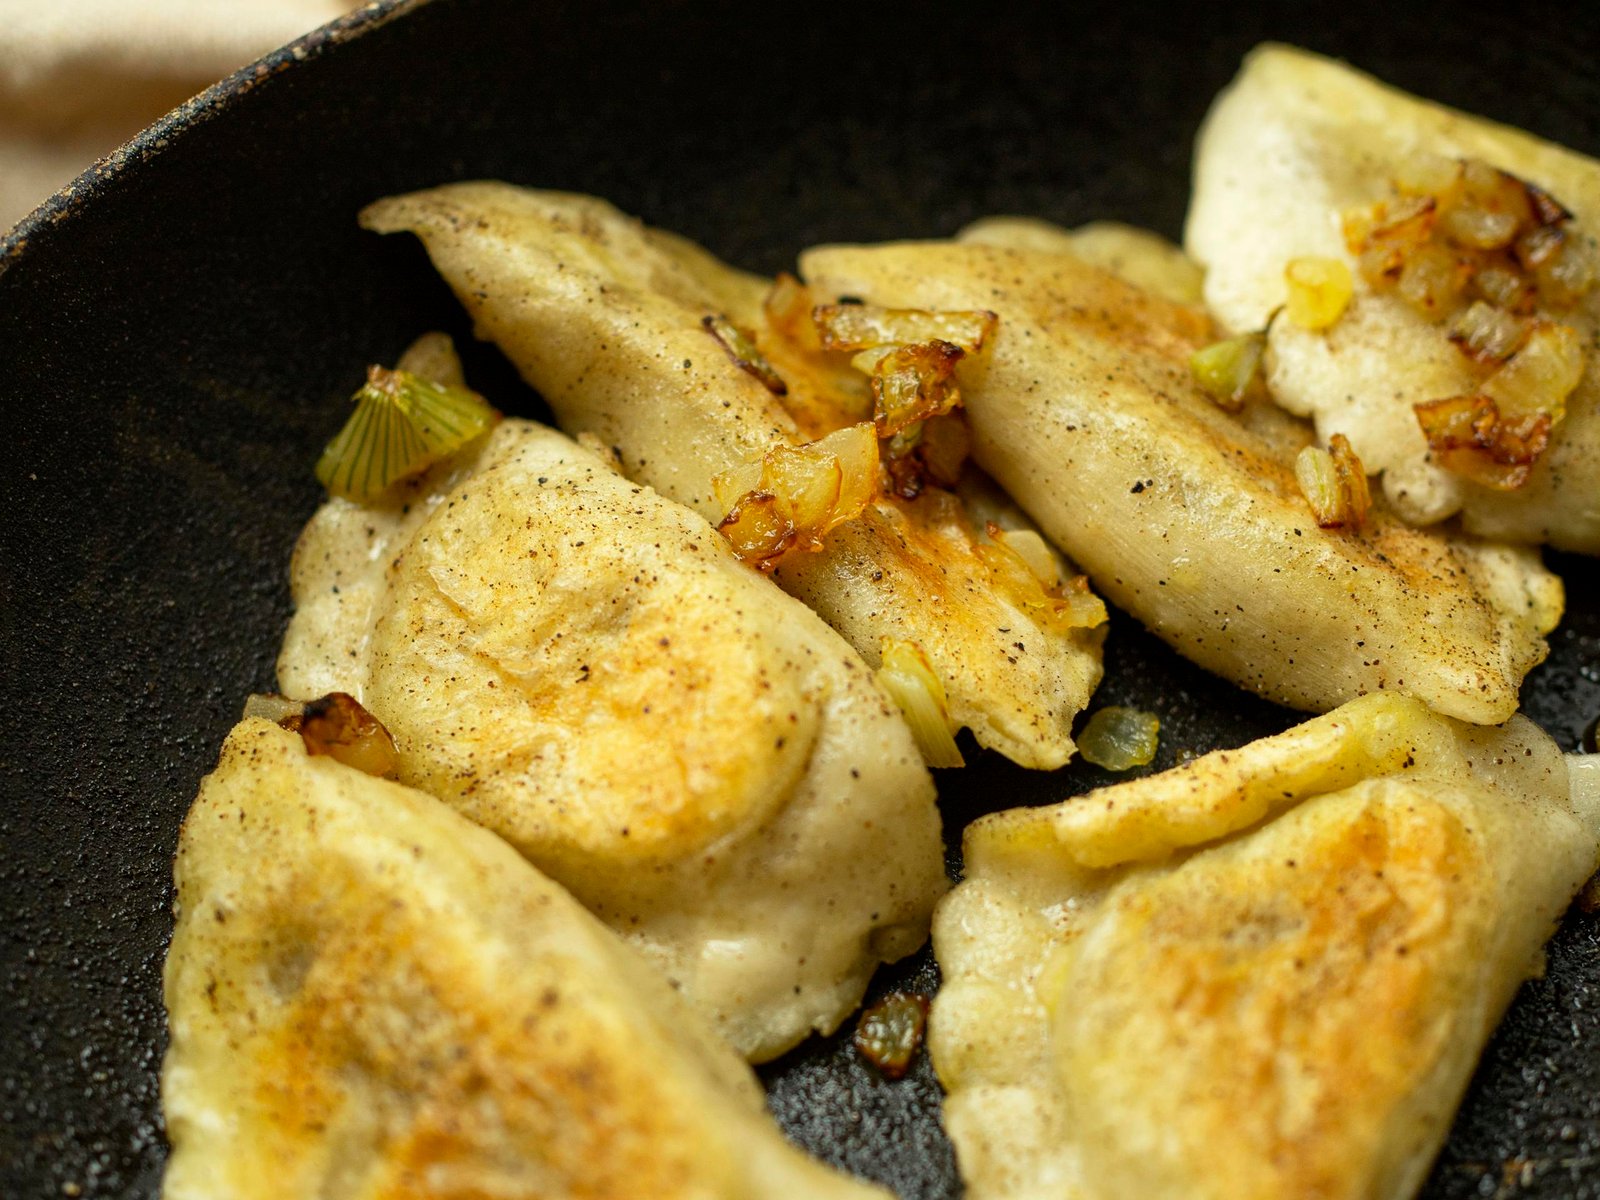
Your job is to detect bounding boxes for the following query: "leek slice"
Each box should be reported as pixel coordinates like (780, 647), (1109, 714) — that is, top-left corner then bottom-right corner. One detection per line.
(315, 366), (497, 502)
(877, 638), (964, 769)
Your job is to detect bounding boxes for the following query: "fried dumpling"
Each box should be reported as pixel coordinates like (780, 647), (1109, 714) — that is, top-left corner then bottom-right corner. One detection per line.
(279, 417), (946, 1061)
(1186, 44), (1600, 551)
(800, 238), (1562, 724)
(162, 718), (891, 1200)
(931, 694), (1600, 1200)
(360, 184), (1105, 770)
(957, 216), (1205, 305)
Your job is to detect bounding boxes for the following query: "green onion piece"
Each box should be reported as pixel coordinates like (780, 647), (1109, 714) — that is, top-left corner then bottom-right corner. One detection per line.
(877, 638), (964, 768)
(315, 366), (497, 502)
(1078, 706), (1160, 771)
(854, 991), (929, 1080)
(1189, 332), (1265, 411)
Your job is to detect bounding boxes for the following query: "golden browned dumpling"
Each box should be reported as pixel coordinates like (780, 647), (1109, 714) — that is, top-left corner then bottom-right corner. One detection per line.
(931, 694), (1600, 1200)
(1186, 45), (1600, 551)
(359, 185), (1105, 770)
(279, 418), (946, 1061)
(958, 216), (1205, 305)
(162, 718), (891, 1200)
(800, 239), (1562, 724)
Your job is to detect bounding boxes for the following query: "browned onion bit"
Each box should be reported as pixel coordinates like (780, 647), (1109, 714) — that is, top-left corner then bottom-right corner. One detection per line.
(712, 424), (880, 569)
(869, 340), (965, 436)
(703, 313), (788, 395)
(1329, 434), (1372, 527)
(716, 491), (796, 570)
(1294, 434), (1372, 529)
(298, 692), (401, 779)
(884, 412), (971, 500)
(1447, 301), (1530, 366)
(854, 991), (930, 1080)
(1344, 158), (1595, 325)
(1413, 394), (1553, 491)
(1344, 158), (1591, 486)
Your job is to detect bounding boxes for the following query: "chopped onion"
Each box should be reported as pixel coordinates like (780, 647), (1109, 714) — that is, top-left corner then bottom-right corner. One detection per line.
(1440, 199), (1521, 250)
(866, 340), (965, 436)
(1471, 264), (1535, 313)
(1536, 236), (1599, 307)
(1396, 244), (1469, 320)
(877, 638), (964, 768)
(1078, 706), (1160, 771)
(884, 411), (971, 499)
(1345, 157), (1594, 325)
(1295, 446), (1342, 526)
(1189, 332), (1265, 411)
(297, 692), (400, 778)
(1328, 434), (1372, 527)
(1414, 394), (1553, 490)
(1343, 195), (1437, 282)
(1294, 434), (1370, 529)
(813, 303), (998, 354)
(1482, 321), (1585, 421)
(713, 423), (879, 568)
(1440, 160), (1533, 250)
(703, 313), (788, 395)
(315, 366), (498, 502)
(1448, 301), (1530, 365)
(854, 992), (929, 1080)
(1514, 223), (1566, 271)
(1284, 257), (1353, 330)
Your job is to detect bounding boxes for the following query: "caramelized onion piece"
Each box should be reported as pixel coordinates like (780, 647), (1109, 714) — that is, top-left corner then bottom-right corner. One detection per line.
(1448, 301), (1529, 366)
(883, 411), (971, 500)
(1414, 394), (1553, 491)
(1483, 321), (1586, 422)
(1395, 243), (1470, 319)
(296, 692), (400, 778)
(1343, 194), (1438, 286)
(703, 313), (788, 395)
(854, 992), (930, 1080)
(858, 339), (965, 436)
(813, 303), (998, 354)
(713, 423), (879, 569)
(1345, 157), (1595, 322)
(1341, 158), (1590, 487)
(1294, 434), (1371, 529)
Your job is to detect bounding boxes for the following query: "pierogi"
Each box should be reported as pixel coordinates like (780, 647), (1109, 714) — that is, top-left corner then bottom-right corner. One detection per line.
(279, 418), (946, 1062)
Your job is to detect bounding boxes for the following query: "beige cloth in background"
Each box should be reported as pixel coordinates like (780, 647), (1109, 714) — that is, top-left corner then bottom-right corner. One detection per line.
(1, 0), (356, 233)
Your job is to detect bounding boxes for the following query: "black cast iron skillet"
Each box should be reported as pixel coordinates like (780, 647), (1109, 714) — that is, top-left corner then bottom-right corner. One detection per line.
(3, 1), (1599, 1196)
